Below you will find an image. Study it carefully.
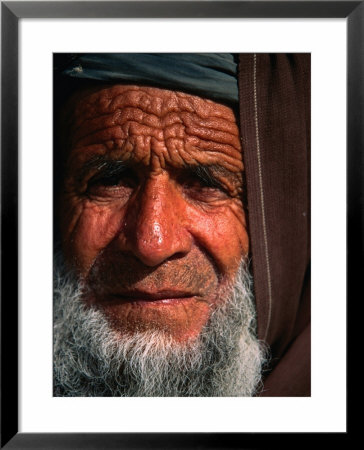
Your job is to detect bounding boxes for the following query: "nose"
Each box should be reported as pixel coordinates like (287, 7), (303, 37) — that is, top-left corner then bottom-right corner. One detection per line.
(123, 175), (192, 266)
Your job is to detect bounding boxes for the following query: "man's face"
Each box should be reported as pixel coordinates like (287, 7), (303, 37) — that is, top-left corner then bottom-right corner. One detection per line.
(59, 85), (248, 343)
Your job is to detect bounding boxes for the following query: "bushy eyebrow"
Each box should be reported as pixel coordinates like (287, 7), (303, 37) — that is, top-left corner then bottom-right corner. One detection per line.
(78, 156), (130, 181)
(185, 164), (226, 190)
(184, 163), (241, 189)
(78, 156), (241, 190)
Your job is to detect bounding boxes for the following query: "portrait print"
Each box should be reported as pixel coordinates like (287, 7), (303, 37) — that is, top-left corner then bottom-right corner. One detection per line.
(53, 53), (310, 397)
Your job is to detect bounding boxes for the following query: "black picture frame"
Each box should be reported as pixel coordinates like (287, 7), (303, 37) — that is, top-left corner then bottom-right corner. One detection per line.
(1, 1), (360, 448)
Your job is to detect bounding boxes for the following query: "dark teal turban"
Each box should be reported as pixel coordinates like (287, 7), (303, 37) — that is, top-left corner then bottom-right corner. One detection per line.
(56, 53), (239, 106)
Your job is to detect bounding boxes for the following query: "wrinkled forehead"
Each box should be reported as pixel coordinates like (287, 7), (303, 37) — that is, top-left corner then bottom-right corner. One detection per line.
(65, 84), (238, 128)
(59, 84), (243, 173)
(54, 52), (240, 155)
(69, 84), (234, 120)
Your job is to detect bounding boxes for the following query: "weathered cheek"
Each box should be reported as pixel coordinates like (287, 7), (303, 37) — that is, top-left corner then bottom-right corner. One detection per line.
(61, 199), (124, 272)
(186, 202), (248, 274)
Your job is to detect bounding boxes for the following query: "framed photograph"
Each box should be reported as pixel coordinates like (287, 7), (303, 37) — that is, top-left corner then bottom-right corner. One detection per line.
(2, 1), (359, 448)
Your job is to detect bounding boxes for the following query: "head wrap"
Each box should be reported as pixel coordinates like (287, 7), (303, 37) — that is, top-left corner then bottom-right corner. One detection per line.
(55, 53), (239, 105)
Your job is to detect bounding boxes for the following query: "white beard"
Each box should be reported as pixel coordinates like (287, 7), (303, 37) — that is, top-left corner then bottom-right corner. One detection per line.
(53, 254), (267, 397)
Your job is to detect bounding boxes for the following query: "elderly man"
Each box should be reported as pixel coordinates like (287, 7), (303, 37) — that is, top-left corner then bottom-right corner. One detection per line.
(53, 53), (310, 397)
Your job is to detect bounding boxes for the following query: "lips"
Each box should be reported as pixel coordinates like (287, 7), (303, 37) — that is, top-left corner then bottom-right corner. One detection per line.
(103, 289), (198, 305)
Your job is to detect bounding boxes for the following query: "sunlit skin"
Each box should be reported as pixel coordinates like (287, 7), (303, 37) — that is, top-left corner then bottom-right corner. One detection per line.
(59, 85), (249, 343)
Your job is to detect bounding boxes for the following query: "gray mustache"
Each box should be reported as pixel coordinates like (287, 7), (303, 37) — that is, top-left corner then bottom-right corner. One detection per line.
(86, 251), (218, 296)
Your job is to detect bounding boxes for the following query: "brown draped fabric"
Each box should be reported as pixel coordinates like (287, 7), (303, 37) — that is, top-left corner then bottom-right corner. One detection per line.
(238, 54), (311, 396)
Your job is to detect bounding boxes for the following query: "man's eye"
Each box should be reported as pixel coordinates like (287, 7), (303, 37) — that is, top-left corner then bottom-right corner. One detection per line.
(87, 170), (138, 198)
(94, 174), (129, 187)
(182, 174), (229, 201)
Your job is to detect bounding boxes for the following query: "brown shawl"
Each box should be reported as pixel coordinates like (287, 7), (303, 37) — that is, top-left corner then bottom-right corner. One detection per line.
(238, 54), (311, 396)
